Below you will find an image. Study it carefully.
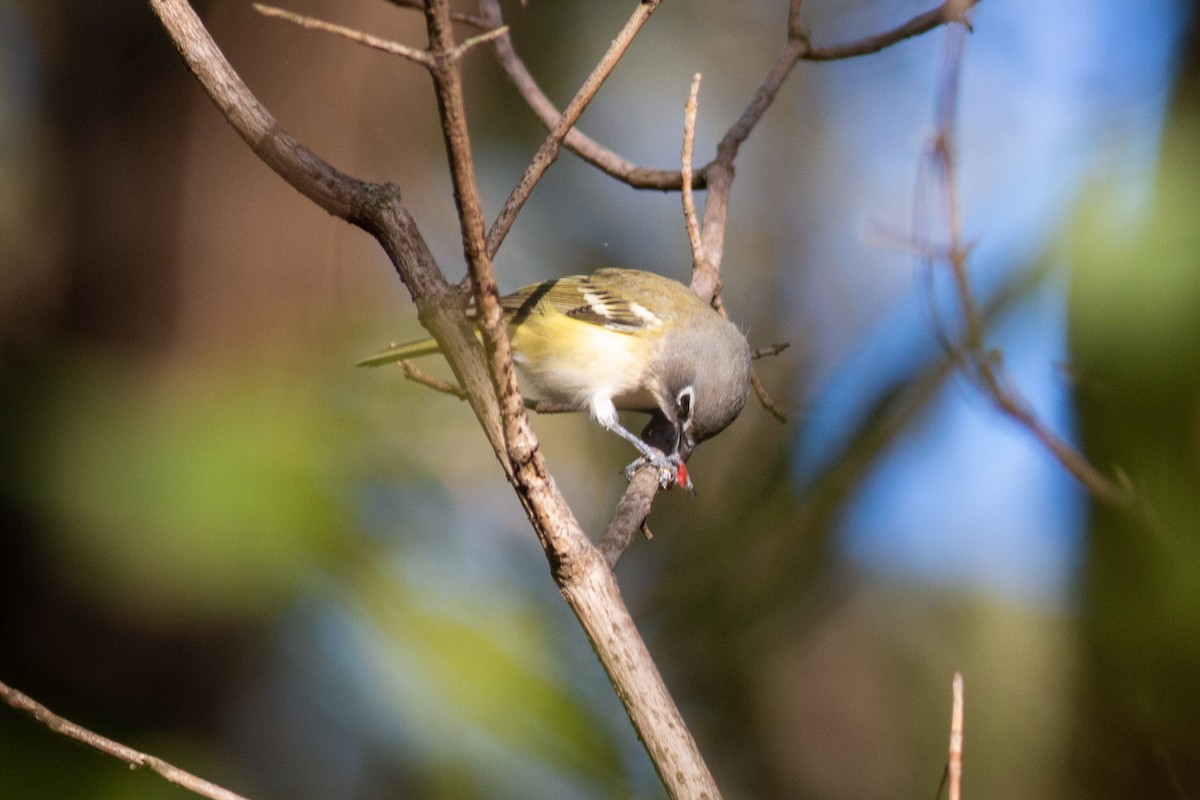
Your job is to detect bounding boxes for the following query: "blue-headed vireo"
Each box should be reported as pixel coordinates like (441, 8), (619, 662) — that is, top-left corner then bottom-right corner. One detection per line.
(359, 268), (752, 489)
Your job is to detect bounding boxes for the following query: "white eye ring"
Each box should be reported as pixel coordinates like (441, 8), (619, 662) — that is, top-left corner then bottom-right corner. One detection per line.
(676, 386), (695, 422)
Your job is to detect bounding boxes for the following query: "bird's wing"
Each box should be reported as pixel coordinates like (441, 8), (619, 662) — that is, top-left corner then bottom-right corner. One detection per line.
(501, 275), (662, 333)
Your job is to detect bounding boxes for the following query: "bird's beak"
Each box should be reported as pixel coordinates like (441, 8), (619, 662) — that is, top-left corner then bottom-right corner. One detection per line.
(674, 425), (695, 461)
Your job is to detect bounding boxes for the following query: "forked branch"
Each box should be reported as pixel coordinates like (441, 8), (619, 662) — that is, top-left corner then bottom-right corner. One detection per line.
(146, 1), (720, 797)
(10, 3), (1008, 800)
(918, 9), (1135, 510)
(480, 0), (982, 191)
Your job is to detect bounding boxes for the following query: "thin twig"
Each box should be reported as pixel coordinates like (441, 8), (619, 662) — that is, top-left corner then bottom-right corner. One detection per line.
(675, 46), (786, 425)
(420, 3), (723, 797)
(919, 11), (1134, 509)
(397, 357), (579, 412)
(713, 295), (790, 424)
(751, 372), (788, 423)
(0, 679), (252, 800)
(680, 73), (704, 260)
(752, 342), (791, 359)
(452, 25), (509, 60)
(480, 0), (978, 191)
(482, 0), (664, 259)
(975, 358), (1134, 506)
(422, 0), (524, 475)
(253, 4), (434, 68)
(805, 0), (979, 61)
(478, 0), (684, 190)
(930, 26), (981, 354)
(788, 0), (808, 40)
(676, 67), (724, 302)
(253, 4), (503, 67)
(401, 360), (468, 399)
(949, 673), (963, 800)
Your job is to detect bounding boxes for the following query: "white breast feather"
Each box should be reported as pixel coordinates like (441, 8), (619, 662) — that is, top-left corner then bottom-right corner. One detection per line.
(513, 323), (653, 416)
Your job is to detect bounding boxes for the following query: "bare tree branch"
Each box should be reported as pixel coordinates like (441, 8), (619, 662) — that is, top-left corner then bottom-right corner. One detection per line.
(478, 0), (668, 189)
(422, 2), (723, 796)
(147, 0), (507, 462)
(1, 679), (252, 800)
(949, 673), (964, 800)
(752, 342), (791, 359)
(111, 3), (1003, 800)
(600, 67), (790, 569)
(145, 3), (723, 797)
(680, 72), (704, 259)
(749, 343), (792, 421)
(372, 358), (586, 411)
(600, 467), (663, 568)
(918, 9), (1135, 510)
(805, 0), (979, 61)
(482, 0), (664, 259)
(400, 359), (469, 399)
(453, 25), (511, 59)
(750, 372), (788, 424)
(482, 0), (981, 192)
(253, 3), (435, 67)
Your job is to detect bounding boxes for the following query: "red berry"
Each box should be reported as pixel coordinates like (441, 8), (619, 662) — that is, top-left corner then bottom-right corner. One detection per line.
(675, 462), (689, 489)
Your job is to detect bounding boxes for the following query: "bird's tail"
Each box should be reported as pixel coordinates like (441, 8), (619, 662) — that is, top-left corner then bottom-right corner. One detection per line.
(356, 338), (442, 367)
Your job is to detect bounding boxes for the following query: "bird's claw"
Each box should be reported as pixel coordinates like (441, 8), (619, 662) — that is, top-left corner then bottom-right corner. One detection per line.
(624, 452), (694, 494)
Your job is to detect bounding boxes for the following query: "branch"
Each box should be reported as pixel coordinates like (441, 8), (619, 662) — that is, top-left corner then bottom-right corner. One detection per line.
(253, 3), (435, 67)
(0, 679), (251, 800)
(680, 72), (704, 259)
(804, 0), (979, 61)
(599, 74), (720, 569)
(482, 0), (980, 192)
(752, 342), (791, 359)
(917, 10), (1135, 510)
(419, 2), (722, 797)
(599, 467), (662, 568)
(679, 71), (788, 425)
(949, 673), (964, 800)
(401, 360), (469, 399)
(701, 0), (983, 286)
(146, 0), (507, 462)
(478, 0), (678, 190)
(482, 0), (664, 258)
(750, 372), (788, 424)
(145, 6), (720, 796)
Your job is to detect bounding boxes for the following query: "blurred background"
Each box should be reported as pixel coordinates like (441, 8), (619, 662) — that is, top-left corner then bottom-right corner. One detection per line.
(1, 0), (1198, 798)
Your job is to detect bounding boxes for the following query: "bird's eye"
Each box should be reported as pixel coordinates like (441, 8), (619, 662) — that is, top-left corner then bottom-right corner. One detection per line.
(676, 386), (695, 423)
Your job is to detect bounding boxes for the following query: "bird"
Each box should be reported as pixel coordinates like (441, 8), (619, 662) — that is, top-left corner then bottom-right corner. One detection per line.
(359, 268), (752, 491)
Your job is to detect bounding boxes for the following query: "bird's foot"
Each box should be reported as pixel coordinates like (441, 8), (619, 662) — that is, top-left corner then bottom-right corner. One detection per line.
(624, 452), (694, 494)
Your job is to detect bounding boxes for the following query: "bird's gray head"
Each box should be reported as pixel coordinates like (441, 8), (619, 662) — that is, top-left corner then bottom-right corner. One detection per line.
(657, 316), (752, 457)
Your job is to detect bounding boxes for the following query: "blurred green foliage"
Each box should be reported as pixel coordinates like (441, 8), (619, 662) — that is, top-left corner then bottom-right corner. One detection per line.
(1070, 110), (1200, 799)
(353, 563), (628, 791)
(8, 354), (344, 623)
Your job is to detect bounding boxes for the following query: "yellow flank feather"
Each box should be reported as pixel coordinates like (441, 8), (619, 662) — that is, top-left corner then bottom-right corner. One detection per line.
(508, 306), (657, 412)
